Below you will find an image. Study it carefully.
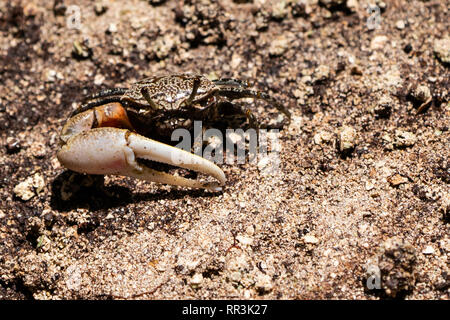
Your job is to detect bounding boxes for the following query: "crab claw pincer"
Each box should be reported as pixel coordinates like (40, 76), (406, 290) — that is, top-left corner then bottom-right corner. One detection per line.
(57, 127), (226, 192)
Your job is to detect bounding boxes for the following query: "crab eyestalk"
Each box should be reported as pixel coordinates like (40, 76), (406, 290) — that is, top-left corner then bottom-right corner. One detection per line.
(57, 103), (226, 191)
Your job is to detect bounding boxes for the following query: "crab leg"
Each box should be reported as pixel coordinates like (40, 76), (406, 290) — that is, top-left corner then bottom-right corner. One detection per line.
(216, 87), (291, 124)
(184, 76), (201, 106)
(140, 87), (160, 110)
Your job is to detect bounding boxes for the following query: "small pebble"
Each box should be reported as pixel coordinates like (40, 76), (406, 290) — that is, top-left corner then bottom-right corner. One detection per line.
(412, 85), (431, 103)
(388, 174), (408, 187)
(371, 35), (389, 50)
(236, 235), (253, 246)
(269, 36), (289, 56)
(378, 238), (417, 298)
(45, 69), (57, 82)
(433, 37), (450, 64)
(338, 126), (357, 153)
(395, 20), (405, 30)
(105, 213), (115, 219)
(378, 1), (387, 10)
(303, 235), (319, 244)
(245, 225), (255, 236)
(255, 274), (273, 293)
(132, 20), (143, 30)
(346, 0), (359, 12)
(272, 1), (288, 20)
(365, 181), (375, 191)
(422, 246), (435, 255)
(106, 23), (118, 34)
(14, 173), (45, 201)
(6, 137), (21, 153)
(394, 130), (417, 148)
(314, 131), (333, 145)
(257, 156), (271, 171)
(14, 181), (35, 201)
(314, 65), (330, 82)
(30, 142), (47, 158)
(229, 271), (242, 283)
(154, 34), (180, 59)
(189, 273), (203, 286)
(94, 74), (105, 86)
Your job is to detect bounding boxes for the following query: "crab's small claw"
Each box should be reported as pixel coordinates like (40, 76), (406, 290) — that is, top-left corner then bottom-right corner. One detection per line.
(57, 127), (226, 192)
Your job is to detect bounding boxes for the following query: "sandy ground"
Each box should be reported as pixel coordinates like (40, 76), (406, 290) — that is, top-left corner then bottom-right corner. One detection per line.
(0, 0), (448, 299)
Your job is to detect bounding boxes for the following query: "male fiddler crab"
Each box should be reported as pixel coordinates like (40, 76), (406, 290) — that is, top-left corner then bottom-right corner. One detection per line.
(57, 74), (291, 192)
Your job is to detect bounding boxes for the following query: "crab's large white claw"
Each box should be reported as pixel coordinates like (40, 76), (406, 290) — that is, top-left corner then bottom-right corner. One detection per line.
(57, 127), (226, 191)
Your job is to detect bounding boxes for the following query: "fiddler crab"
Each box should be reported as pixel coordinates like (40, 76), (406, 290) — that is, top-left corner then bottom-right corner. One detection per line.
(57, 73), (291, 192)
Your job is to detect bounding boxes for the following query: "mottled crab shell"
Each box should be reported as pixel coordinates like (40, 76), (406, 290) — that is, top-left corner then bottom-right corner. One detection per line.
(121, 74), (217, 110)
